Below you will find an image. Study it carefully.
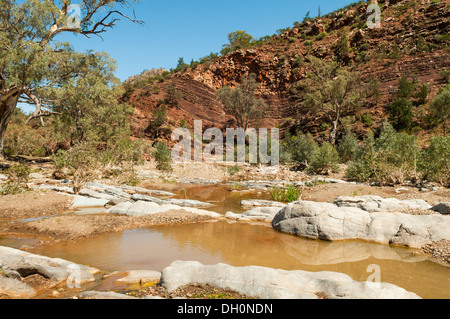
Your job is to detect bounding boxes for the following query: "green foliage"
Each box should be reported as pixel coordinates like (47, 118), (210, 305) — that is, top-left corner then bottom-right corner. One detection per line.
(429, 84), (450, 135)
(388, 98), (414, 131)
(368, 77), (381, 102)
(308, 142), (340, 175)
(334, 30), (350, 65)
(54, 139), (149, 192)
(227, 165), (240, 176)
(287, 133), (318, 168)
(338, 129), (361, 163)
(271, 185), (301, 202)
(7, 163), (30, 183)
(216, 73), (266, 130)
(0, 163), (31, 195)
(388, 76), (416, 131)
(419, 136), (450, 186)
(345, 123), (420, 185)
(147, 104), (168, 135)
(416, 84), (428, 105)
(221, 30), (254, 55)
(153, 142), (173, 173)
(315, 33), (327, 41)
(3, 109), (57, 157)
(164, 83), (183, 106)
(0, 0), (140, 156)
(299, 56), (366, 145)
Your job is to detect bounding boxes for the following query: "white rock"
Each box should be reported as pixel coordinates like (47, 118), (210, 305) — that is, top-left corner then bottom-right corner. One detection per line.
(0, 246), (99, 284)
(107, 201), (221, 219)
(272, 201), (450, 249)
(160, 261), (420, 299)
(71, 196), (110, 208)
(241, 199), (287, 207)
(333, 195), (431, 212)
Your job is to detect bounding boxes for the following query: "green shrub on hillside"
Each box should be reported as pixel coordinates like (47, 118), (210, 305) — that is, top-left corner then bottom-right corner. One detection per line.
(289, 133), (318, 168)
(308, 142), (340, 175)
(419, 136), (450, 187)
(153, 142), (173, 173)
(338, 129), (361, 163)
(345, 123), (420, 185)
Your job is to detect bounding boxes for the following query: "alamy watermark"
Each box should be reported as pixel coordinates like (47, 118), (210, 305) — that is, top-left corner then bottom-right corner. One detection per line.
(367, 3), (382, 29)
(366, 264), (381, 288)
(66, 4), (82, 29)
(66, 264), (81, 289)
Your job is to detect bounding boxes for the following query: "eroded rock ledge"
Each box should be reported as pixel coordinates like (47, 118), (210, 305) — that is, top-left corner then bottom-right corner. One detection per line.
(159, 261), (420, 299)
(272, 201), (450, 248)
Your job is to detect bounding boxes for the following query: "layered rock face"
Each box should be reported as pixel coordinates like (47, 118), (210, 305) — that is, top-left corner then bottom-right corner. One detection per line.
(126, 1), (450, 139)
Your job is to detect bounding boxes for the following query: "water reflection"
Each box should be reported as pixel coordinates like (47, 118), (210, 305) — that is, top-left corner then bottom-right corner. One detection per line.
(33, 220), (450, 299)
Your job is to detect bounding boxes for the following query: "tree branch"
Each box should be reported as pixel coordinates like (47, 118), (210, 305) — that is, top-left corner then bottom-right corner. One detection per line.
(23, 90), (61, 126)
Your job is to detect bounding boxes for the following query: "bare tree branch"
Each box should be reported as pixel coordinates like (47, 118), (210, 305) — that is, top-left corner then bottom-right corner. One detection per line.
(23, 90), (61, 126)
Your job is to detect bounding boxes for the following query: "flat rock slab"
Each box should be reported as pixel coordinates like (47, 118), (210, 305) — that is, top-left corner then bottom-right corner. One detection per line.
(225, 206), (284, 222)
(241, 199), (287, 208)
(333, 195), (431, 213)
(272, 201), (450, 249)
(107, 201), (221, 219)
(118, 185), (176, 197)
(131, 194), (213, 207)
(71, 196), (110, 208)
(160, 261), (420, 299)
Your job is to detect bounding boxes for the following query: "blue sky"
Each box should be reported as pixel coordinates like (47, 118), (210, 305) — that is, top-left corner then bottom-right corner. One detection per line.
(20, 0), (356, 113)
(57, 0), (357, 81)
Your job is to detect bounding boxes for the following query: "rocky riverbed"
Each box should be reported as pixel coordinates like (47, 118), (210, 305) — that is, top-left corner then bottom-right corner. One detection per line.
(0, 247), (422, 299)
(1, 161), (449, 298)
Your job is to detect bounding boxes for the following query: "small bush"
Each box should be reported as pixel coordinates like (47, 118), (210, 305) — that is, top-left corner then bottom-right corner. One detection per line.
(271, 185), (302, 202)
(308, 142), (340, 175)
(228, 165), (240, 176)
(289, 133), (318, 168)
(153, 142), (173, 173)
(419, 136), (450, 187)
(0, 163), (31, 195)
(338, 129), (361, 163)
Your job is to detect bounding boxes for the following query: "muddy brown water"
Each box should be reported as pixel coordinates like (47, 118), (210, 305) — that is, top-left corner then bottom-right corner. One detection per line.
(1, 185), (449, 299)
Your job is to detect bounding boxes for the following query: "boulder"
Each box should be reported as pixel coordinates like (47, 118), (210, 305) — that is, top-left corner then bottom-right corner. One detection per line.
(272, 201), (450, 248)
(0, 246), (99, 284)
(0, 276), (36, 298)
(160, 261), (420, 299)
(333, 195), (431, 212)
(431, 203), (450, 215)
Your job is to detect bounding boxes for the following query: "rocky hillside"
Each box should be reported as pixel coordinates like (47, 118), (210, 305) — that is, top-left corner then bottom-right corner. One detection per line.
(124, 0), (450, 143)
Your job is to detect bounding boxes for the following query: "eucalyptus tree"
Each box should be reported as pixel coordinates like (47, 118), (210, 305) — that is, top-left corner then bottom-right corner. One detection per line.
(298, 56), (366, 146)
(0, 0), (142, 158)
